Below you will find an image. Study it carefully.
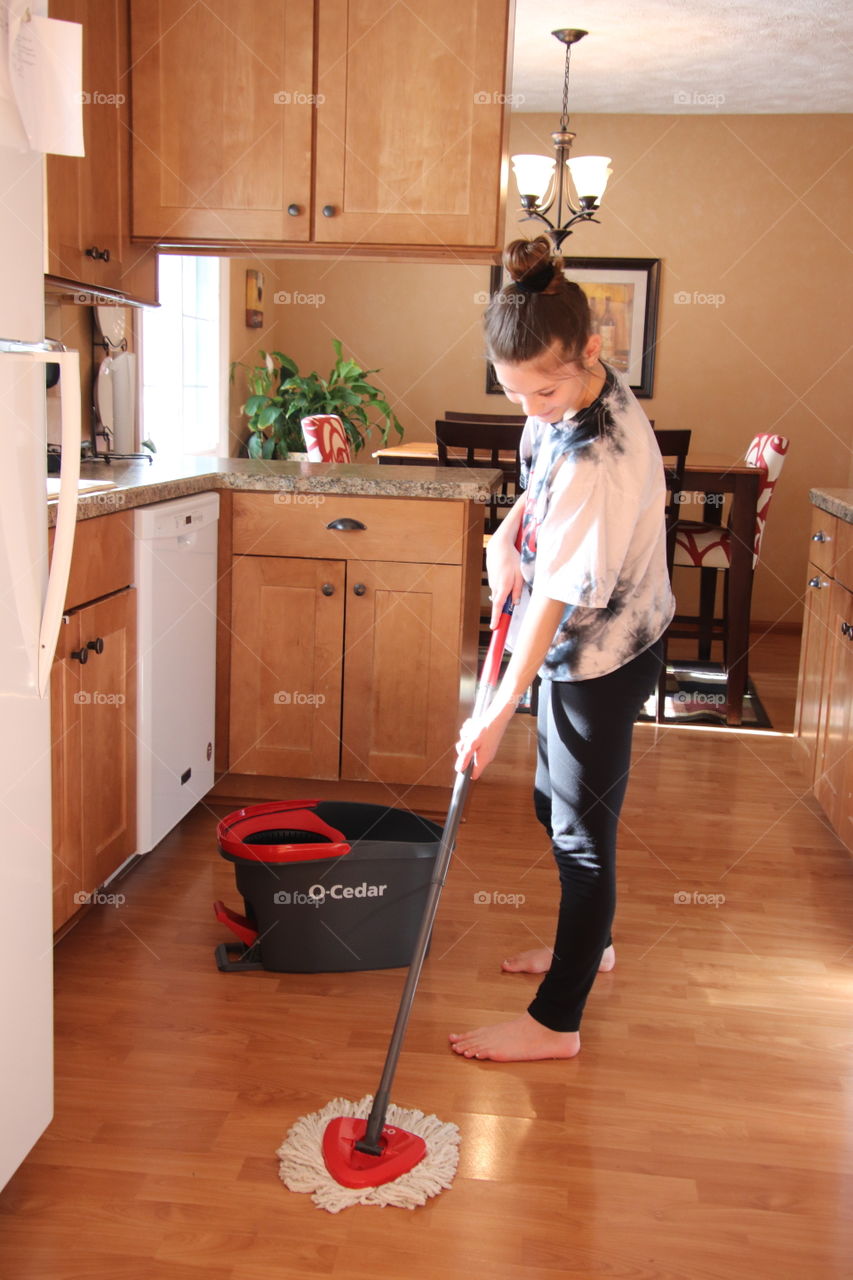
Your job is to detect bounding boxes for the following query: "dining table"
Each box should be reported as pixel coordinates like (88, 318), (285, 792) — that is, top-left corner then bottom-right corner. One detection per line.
(374, 442), (761, 726)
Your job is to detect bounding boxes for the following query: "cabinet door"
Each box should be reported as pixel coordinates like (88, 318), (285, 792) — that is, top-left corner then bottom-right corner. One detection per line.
(131, 0), (314, 242)
(47, 0), (123, 287)
(341, 561), (462, 785)
(314, 0), (511, 248)
(794, 567), (833, 784)
(815, 583), (853, 843)
(51, 615), (84, 931)
(78, 590), (137, 891)
(229, 557), (345, 779)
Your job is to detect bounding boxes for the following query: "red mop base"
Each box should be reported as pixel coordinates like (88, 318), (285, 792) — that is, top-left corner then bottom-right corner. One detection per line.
(322, 1117), (427, 1189)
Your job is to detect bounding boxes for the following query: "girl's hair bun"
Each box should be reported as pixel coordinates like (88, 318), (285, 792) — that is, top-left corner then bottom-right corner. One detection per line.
(503, 236), (559, 292)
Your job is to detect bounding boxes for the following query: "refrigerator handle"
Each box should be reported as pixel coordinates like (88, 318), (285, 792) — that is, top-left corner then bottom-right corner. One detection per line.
(37, 350), (81, 697)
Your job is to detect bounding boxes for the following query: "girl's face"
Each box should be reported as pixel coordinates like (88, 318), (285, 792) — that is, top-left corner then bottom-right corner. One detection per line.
(493, 336), (602, 422)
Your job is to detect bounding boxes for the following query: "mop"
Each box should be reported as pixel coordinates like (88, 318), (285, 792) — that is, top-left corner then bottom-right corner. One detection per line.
(277, 597), (514, 1212)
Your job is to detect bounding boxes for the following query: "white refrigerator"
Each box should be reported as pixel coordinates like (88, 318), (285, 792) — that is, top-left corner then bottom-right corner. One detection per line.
(0, 141), (82, 1183)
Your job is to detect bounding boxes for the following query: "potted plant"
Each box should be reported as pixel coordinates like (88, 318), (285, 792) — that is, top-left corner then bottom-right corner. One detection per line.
(231, 339), (403, 460)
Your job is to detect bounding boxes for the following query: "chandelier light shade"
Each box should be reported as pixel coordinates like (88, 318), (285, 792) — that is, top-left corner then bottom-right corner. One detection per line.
(510, 29), (612, 249)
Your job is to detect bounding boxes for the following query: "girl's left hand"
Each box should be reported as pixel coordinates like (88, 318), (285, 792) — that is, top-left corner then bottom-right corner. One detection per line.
(455, 711), (510, 780)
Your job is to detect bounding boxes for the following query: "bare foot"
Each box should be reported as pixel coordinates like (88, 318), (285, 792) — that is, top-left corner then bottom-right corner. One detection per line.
(501, 944), (616, 974)
(449, 1013), (580, 1062)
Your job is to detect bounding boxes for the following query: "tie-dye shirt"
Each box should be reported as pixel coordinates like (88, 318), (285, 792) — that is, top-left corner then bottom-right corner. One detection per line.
(509, 364), (675, 682)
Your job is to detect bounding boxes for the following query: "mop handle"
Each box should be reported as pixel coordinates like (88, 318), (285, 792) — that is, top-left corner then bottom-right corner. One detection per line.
(355, 597), (514, 1157)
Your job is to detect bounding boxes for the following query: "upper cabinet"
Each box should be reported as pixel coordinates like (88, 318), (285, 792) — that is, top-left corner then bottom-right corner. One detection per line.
(129, 0), (514, 256)
(47, 0), (158, 303)
(130, 0), (315, 243)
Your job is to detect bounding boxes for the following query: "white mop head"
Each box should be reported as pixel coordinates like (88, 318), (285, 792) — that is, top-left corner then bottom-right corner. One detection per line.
(277, 1094), (461, 1213)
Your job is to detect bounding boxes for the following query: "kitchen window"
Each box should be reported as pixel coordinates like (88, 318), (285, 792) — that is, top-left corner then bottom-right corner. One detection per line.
(140, 255), (229, 462)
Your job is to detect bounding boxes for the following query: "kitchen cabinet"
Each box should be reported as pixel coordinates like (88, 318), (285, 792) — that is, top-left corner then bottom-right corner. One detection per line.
(795, 504), (853, 852)
(50, 513), (137, 931)
(129, 0), (512, 255)
(225, 493), (483, 786)
(46, 0), (157, 303)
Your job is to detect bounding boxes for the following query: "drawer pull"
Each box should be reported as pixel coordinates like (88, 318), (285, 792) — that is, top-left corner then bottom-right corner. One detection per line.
(353, 583), (366, 597)
(812, 530), (831, 543)
(71, 647), (89, 665)
(321, 583), (335, 597)
(326, 517), (366, 532)
(87, 637), (104, 654)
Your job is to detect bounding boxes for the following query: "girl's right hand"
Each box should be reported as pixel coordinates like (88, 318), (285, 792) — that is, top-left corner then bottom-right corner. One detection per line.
(486, 536), (524, 630)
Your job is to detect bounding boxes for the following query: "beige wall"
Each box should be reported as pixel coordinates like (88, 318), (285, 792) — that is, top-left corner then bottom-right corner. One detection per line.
(228, 113), (853, 628)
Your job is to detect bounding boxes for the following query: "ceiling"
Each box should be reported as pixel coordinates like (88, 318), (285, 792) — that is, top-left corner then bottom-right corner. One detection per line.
(511, 0), (853, 113)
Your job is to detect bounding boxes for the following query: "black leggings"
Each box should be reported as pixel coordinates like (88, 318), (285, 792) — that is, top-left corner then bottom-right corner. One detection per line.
(527, 640), (663, 1033)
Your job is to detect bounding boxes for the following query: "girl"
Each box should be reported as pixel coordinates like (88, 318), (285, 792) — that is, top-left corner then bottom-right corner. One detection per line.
(450, 236), (674, 1063)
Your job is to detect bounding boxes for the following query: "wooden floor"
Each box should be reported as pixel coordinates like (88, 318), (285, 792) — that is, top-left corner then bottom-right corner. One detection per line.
(2, 634), (851, 1279)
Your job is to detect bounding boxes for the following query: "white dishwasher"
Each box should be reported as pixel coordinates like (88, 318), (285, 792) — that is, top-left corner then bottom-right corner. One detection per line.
(134, 492), (219, 854)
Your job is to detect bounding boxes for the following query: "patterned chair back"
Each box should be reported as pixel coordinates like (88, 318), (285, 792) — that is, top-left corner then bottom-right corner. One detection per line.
(301, 414), (352, 463)
(744, 434), (789, 564)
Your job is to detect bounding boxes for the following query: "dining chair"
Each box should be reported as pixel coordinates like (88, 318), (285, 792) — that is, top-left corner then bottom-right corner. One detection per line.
(652, 429), (692, 720)
(672, 432), (790, 664)
(434, 418), (523, 535)
(300, 414), (353, 463)
(443, 410), (527, 425)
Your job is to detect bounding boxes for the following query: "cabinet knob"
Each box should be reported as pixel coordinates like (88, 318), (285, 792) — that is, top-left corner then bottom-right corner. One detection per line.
(287, 203), (301, 216)
(322, 204), (336, 218)
(321, 583), (335, 596)
(71, 647), (89, 665)
(812, 530), (830, 543)
(353, 583), (366, 597)
(808, 576), (827, 589)
(87, 637), (105, 654)
(842, 622), (852, 639)
(85, 245), (111, 262)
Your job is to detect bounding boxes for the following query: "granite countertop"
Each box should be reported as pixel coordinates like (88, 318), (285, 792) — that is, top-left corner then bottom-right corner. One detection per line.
(809, 488), (853, 525)
(47, 456), (503, 526)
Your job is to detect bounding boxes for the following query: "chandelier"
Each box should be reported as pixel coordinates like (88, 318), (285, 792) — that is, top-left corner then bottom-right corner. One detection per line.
(511, 29), (612, 250)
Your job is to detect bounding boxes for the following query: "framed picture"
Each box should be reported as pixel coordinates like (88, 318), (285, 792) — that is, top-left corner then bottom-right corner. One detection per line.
(486, 257), (660, 399)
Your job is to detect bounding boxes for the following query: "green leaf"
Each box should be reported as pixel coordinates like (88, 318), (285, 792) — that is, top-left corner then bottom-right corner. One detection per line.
(261, 436), (277, 459)
(247, 433), (263, 459)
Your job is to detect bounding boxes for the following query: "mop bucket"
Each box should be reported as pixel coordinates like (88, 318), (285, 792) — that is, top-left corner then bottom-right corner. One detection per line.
(213, 800), (444, 973)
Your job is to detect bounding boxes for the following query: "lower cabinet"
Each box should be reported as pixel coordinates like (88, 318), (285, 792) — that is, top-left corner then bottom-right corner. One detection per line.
(795, 505), (853, 852)
(814, 581), (853, 849)
(50, 514), (137, 932)
(225, 494), (483, 789)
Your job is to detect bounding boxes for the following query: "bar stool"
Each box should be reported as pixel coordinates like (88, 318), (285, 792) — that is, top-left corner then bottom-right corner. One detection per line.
(673, 433), (789, 665)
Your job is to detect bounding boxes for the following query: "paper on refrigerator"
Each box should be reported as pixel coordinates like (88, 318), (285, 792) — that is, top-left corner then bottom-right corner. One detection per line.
(3, 4), (83, 155)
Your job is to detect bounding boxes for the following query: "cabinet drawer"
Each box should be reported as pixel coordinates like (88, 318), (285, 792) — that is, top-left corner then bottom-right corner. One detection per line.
(50, 511), (134, 611)
(232, 494), (466, 564)
(807, 508), (837, 574)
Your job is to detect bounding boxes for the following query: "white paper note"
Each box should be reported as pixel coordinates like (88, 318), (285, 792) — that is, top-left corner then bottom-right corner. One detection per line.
(9, 12), (83, 156)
